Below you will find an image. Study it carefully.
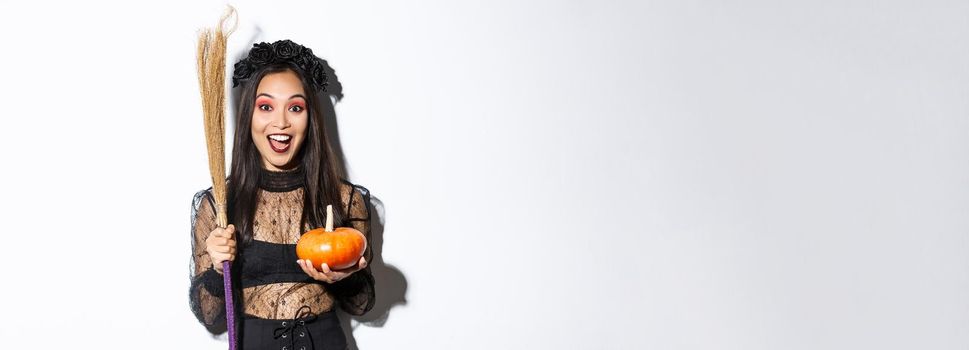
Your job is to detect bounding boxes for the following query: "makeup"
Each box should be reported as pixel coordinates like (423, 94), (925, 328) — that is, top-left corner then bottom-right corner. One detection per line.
(268, 133), (291, 153)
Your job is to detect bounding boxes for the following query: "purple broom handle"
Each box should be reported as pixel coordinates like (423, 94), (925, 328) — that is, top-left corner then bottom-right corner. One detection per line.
(223, 260), (237, 350)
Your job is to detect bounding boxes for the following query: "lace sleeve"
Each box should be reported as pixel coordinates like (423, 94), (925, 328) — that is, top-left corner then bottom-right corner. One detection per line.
(329, 183), (376, 316)
(189, 188), (228, 333)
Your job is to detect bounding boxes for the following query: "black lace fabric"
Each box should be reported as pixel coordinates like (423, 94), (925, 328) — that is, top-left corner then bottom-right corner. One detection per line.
(189, 168), (375, 333)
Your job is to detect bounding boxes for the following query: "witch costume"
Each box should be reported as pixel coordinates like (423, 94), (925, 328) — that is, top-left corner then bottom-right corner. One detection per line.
(189, 40), (375, 350)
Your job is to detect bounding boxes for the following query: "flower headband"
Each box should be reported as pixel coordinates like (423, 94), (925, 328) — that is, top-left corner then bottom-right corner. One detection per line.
(231, 39), (328, 91)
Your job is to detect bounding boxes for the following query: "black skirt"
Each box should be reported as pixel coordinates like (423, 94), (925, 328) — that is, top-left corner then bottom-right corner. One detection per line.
(241, 307), (347, 350)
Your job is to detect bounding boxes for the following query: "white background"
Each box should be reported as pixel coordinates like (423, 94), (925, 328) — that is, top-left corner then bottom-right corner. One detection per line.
(0, 0), (967, 349)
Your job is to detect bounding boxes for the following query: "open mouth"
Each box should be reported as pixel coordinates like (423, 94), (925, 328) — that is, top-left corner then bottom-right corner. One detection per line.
(268, 134), (292, 153)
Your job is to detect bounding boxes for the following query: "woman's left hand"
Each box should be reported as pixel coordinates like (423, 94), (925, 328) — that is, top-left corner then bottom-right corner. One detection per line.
(297, 257), (368, 283)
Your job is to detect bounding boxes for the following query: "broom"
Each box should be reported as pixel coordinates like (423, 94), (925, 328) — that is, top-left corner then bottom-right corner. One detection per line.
(197, 6), (238, 350)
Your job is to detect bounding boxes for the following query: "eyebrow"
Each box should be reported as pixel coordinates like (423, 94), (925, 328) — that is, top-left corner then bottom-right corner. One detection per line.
(256, 93), (307, 100)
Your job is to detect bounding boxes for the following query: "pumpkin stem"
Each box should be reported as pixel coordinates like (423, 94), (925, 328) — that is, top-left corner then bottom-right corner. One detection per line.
(325, 204), (334, 232)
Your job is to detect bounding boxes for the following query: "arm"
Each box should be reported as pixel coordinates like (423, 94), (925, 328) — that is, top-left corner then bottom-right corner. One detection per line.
(328, 183), (376, 316)
(188, 189), (228, 334)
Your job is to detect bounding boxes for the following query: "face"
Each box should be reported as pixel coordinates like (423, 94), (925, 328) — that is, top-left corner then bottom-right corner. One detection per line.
(251, 70), (309, 171)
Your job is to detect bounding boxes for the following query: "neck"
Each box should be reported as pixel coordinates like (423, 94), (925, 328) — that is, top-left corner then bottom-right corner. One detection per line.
(258, 164), (305, 192)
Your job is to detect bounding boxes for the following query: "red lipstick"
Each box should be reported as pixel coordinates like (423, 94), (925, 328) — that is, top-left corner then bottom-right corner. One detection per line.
(267, 134), (292, 153)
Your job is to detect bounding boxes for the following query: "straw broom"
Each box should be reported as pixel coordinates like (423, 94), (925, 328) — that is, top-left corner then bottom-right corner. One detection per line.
(197, 6), (238, 350)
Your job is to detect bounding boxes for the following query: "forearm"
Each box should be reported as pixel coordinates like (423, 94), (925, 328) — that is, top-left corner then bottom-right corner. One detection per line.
(328, 268), (375, 316)
(189, 268), (228, 331)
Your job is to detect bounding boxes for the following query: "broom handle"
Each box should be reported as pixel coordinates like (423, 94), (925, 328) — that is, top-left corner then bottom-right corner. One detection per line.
(215, 205), (237, 350)
(222, 260), (236, 350)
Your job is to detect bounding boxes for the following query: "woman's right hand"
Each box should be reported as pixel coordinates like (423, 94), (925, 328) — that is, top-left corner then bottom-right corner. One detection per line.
(205, 224), (236, 274)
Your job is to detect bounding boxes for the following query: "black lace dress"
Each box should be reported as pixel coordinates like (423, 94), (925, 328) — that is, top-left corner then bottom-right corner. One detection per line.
(189, 165), (375, 349)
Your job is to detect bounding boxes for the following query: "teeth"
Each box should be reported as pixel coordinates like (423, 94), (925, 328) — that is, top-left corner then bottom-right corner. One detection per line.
(269, 135), (291, 142)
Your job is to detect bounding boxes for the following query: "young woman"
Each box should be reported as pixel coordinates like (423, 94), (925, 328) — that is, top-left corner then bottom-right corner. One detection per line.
(189, 40), (375, 350)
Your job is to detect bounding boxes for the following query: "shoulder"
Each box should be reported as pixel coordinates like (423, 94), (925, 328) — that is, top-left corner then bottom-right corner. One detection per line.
(192, 187), (216, 212)
(338, 180), (371, 217)
(339, 180), (370, 201)
(194, 187), (214, 199)
(193, 187), (214, 202)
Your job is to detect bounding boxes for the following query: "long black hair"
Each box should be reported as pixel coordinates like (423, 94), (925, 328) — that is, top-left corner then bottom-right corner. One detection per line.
(226, 62), (348, 243)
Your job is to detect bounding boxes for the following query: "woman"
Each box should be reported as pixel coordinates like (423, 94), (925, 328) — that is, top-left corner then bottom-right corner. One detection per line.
(189, 40), (375, 350)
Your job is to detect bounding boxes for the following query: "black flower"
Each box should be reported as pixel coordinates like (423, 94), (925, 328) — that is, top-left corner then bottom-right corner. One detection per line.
(248, 42), (274, 64)
(309, 60), (328, 90)
(293, 52), (314, 70)
(273, 40), (300, 60)
(231, 61), (254, 87)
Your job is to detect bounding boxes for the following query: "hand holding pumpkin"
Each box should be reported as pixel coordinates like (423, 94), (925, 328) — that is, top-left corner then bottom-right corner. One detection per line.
(297, 256), (368, 283)
(296, 204), (368, 283)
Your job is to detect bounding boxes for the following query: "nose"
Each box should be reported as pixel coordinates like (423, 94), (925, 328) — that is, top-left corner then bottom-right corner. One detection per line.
(272, 109), (292, 129)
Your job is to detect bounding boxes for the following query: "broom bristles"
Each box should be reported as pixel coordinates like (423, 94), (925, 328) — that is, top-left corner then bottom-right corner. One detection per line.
(197, 6), (236, 229)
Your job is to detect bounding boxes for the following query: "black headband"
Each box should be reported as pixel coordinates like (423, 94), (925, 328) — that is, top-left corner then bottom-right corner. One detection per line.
(231, 39), (328, 91)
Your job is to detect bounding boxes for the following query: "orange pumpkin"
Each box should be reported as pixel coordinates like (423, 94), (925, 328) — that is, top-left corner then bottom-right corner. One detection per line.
(296, 205), (367, 271)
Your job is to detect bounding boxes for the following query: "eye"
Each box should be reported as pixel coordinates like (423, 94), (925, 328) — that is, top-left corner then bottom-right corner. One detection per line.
(258, 104), (273, 112)
(289, 105), (304, 113)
